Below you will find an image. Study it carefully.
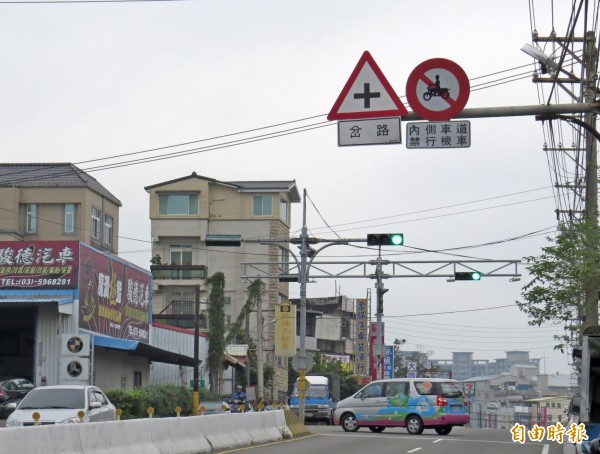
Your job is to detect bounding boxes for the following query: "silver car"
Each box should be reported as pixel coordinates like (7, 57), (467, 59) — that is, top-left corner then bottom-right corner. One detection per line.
(6, 385), (116, 427)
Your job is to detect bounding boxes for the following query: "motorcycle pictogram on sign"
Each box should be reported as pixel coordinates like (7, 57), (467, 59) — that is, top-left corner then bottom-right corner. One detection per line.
(406, 58), (470, 121)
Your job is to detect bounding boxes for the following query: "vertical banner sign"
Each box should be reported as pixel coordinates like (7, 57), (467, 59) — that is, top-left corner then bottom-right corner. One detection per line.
(369, 322), (385, 381)
(275, 301), (296, 357)
(541, 406), (547, 427)
(384, 345), (394, 379)
(354, 298), (369, 375)
(78, 244), (151, 342)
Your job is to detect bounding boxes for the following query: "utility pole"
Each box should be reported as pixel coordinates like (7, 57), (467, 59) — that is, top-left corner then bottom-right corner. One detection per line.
(298, 188), (308, 422)
(374, 246), (387, 380)
(583, 30), (599, 332)
(193, 284), (200, 416)
(256, 290), (264, 400)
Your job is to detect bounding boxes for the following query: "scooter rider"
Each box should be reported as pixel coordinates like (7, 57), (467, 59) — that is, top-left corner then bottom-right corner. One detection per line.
(231, 385), (248, 405)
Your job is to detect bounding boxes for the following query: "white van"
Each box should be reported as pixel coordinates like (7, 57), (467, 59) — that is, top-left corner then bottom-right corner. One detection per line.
(333, 378), (469, 435)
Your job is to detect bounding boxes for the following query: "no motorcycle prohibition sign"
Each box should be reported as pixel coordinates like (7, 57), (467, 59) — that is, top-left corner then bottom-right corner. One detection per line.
(405, 58), (470, 121)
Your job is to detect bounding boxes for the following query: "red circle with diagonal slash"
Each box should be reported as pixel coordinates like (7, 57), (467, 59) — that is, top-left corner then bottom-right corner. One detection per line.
(406, 58), (470, 121)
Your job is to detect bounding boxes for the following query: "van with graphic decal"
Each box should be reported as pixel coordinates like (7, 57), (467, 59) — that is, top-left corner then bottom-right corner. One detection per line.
(333, 378), (469, 435)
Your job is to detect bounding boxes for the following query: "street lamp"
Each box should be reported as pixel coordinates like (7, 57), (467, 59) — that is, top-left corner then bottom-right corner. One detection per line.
(521, 43), (559, 75)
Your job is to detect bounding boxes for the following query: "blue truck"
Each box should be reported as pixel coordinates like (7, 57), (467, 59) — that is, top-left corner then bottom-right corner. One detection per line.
(289, 375), (339, 425)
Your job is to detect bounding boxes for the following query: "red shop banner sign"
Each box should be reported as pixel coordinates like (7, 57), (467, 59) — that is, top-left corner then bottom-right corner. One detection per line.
(0, 241), (79, 289)
(78, 244), (151, 342)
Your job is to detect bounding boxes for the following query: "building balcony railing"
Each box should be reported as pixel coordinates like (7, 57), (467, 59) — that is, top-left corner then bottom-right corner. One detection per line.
(150, 264), (207, 280)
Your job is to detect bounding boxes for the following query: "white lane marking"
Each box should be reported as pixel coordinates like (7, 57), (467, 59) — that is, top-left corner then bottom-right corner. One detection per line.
(541, 444), (549, 454)
(433, 438), (443, 443)
(407, 449), (422, 453)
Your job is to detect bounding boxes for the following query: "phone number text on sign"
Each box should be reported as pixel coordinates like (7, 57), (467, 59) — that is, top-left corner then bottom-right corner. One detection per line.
(0, 277), (73, 287)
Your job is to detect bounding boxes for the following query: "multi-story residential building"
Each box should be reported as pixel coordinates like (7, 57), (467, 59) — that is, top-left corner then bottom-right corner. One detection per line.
(0, 163), (121, 251)
(144, 172), (300, 400)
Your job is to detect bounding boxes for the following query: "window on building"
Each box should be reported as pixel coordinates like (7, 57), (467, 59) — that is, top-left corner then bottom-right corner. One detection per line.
(91, 207), (101, 239)
(170, 244), (193, 265)
(133, 371), (142, 388)
(103, 214), (113, 245)
(278, 247), (288, 272)
(64, 204), (75, 234)
(253, 195), (272, 216)
(25, 204), (38, 233)
(159, 193), (199, 215)
(279, 197), (289, 223)
(170, 244), (193, 278)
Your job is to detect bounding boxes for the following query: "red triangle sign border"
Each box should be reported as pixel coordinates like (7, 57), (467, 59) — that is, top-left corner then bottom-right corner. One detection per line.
(327, 51), (408, 121)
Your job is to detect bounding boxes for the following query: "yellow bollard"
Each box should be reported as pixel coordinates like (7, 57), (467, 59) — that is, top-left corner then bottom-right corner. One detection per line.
(32, 412), (40, 426)
(116, 409), (122, 421)
(77, 410), (85, 423)
(147, 407), (154, 419)
(220, 404), (227, 413)
(240, 403), (246, 413)
(175, 406), (181, 417)
(257, 402), (264, 412)
(200, 405), (206, 416)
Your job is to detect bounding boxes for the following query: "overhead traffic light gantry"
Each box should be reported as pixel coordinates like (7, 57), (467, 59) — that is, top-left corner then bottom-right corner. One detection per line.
(454, 271), (482, 281)
(367, 233), (404, 246)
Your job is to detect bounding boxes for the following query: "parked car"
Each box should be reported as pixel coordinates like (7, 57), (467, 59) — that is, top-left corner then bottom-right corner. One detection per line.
(0, 378), (35, 418)
(6, 385), (116, 427)
(200, 401), (231, 415)
(0, 378), (35, 403)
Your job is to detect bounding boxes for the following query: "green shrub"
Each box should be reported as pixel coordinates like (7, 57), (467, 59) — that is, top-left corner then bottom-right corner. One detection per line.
(106, 384), (212, 419)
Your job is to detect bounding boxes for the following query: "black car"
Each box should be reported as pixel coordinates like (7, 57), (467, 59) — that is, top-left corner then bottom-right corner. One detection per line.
(0, 378), (35, 418)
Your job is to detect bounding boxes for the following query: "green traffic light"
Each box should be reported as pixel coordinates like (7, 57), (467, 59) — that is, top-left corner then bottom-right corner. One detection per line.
(390, 234), (404, 245)
(471, 272), (482, 281)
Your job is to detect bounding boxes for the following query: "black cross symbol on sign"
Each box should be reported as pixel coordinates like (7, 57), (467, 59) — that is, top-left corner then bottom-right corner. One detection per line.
(354, 83), (380, 108)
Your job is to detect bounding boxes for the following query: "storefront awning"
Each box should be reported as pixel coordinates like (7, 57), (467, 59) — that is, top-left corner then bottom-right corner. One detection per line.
(93, 336), (198, 367)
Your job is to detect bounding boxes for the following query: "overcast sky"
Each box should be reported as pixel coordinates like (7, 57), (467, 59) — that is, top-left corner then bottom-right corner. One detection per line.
(1, 0), (585, 375)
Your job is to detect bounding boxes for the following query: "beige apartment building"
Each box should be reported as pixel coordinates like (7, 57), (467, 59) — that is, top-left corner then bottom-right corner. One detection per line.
(144, 172), (300, 400)
(0, 163), (121, 251)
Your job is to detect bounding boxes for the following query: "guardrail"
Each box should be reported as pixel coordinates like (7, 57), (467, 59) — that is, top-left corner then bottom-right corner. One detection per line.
(0, 410), (292, 454)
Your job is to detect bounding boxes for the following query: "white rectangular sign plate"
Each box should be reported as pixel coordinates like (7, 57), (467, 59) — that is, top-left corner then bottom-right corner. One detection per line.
(338, 117), (401, 146)
(406, 120), (471, 149)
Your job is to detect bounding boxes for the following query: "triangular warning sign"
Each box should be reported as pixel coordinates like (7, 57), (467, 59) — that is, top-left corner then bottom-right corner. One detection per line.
(328, 51), (408, 121)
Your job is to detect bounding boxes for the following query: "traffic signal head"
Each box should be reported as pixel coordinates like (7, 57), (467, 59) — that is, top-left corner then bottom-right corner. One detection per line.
(454, 271), (482, 281)
(367, 233), (404, 246)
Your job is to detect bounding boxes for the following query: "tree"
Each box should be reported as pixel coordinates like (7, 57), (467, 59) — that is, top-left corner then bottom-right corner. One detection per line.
(517, 218), (600, 351)
(207, 272), (226, 396)
(288, 353), (360, 400)
(393, 339), (440, 378)
(392, 338), (406, 378)
(226, 279), (263, 344)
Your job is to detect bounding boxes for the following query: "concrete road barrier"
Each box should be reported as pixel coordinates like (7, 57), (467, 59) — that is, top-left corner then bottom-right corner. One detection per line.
(0, 410), (290, 453)
(150, 416), (212, 454)
(0, 423), (83, 454)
